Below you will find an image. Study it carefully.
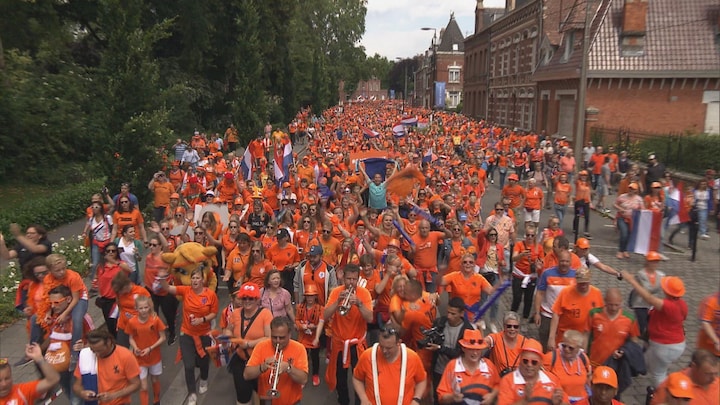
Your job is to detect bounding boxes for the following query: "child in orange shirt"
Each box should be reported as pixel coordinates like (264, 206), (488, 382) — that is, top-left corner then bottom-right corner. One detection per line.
(127, 295), (166, 405)
(294, 284), (325, 386)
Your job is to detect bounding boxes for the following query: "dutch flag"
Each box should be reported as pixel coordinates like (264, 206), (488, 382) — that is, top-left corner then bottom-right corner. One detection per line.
(240, 146), (253, 180)
(273, 136), (293, 183)
(627, 209), (663, 255)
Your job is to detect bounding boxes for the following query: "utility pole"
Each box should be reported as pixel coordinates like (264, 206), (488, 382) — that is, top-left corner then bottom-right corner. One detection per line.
(396, 57), (409, 114)
(574, 0), (595, 171)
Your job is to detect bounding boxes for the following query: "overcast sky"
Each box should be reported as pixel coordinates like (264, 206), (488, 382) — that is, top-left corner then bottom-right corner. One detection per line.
(360, 0), (506, 60)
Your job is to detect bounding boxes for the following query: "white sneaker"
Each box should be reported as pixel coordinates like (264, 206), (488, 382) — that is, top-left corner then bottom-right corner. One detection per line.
(701, 234), (710, 240)
(198, 380), (208, 394)
(187, 393), (197, 405)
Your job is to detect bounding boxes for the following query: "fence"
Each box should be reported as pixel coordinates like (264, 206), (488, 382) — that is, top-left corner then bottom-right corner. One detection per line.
(588, 126), (719, 175)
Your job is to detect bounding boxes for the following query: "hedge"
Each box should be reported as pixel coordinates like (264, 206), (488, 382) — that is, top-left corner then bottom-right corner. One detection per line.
(0, 178), (105, 245)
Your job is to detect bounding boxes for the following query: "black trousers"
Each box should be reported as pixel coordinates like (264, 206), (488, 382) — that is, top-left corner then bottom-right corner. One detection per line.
(573, 200), (590, 235)
(511, 276), (536, 319)
(95, 296), (117, 338)
(149, 290), (178, 336)
(179, 334), (211, 394)
(336, 347), (360, 405)
(228, 355), (258, 403)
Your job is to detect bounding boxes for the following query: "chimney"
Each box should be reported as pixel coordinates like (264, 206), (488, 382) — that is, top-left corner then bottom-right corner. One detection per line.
(506, 0), (517, 13)
(475, 0), (485, 33)
(620, 0), (648, 55)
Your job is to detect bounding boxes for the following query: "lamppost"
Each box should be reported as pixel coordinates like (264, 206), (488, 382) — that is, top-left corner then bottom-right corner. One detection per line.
(421, 27), (437, 109)
(395, 57), (408, 114)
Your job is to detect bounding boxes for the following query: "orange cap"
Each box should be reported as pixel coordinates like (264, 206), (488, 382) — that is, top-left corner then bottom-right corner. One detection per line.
(387, 239), (401, 249)
(170, 193), (180, 200)
(665, 372), (694, 399)
(304, 284), (319, 296)
(458, 329), (488, 350)
(575, 237), (590, 249)
(592, 366), (618, 389)
(521, 339), (544, 356)
(646, 251), (662, 261)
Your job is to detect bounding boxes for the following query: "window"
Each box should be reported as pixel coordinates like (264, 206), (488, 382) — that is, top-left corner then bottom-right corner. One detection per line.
(448, 91), (461, 108)
(561, 30), (575, 62)
(449, 68), (461, 83)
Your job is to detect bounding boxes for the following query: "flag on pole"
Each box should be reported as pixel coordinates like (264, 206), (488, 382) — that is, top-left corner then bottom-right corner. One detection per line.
(627, 209), (663, 255)
(362, 158), (395, 181)
(273, 135), (293, 183)
(362, 127), (380, 139)
(240, 147), (253, 180)
(400, 117), (418, 126)
(392, 123), (406, 137)
(422, 148), (437, 164)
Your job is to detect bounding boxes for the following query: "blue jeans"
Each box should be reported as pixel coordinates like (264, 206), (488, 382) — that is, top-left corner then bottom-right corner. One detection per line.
(90, 244), (102, 281)
(697, 208), (708, 235)
(617, 217), (631, 252)
(499, 169), (507, 188)
(554, 203), (566, 225)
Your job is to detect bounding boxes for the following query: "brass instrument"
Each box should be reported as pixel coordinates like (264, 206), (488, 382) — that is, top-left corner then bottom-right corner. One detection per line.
(338, 286), (355, 316)
(267, 343), (283, 398)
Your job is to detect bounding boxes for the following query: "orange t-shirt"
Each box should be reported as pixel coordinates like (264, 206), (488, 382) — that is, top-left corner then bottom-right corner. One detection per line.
(486, 333), (540, 372)
(575, 180), (591, 203)
(326, 286), (373, 340)
(399, 293), (437, 350)
(0, 381), (42, 405)
(412, 231), (445, 269)
(502, 184), (526, 209)
(230, 307), (272, 359)
(436, 358), (500, 401)
(543, 349), (591, 400)
(697, 293), (720, 356)
(225, 247), (250, 282)
(552, 285), (605, 342)
(266, 243), (301, 272)
(175, 286), (218, 336)
(247, 339), (309, 403)
(353, 345), (427, 405)
(320, 237), (343, 267)
(126, 314), (166, 366)
(554, 182), (572, 205)
(151, 181), (175, 208)
(116, 285), (151, 331)
(442, 272), (491, 318)
(524, 187), (544, 210)
(246, 259), (274, 288)
(74, 346), (140, 405)
(295, 302), (325, 348)
(586, 308), (639, 365)
(113, 209), (145, 239)
(497, 370), (568, 405)
(144, 254), (170, 296)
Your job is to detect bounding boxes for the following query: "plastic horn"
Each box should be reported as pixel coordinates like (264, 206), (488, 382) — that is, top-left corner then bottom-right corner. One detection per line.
(267, 344), (283, 398)
(338, 286), (355, 316)
(392, 219), (416, 248)
(472, 279), (512, 323)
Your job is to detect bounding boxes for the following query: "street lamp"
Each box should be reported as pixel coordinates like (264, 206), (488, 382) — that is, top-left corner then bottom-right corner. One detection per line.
(421, 27), (438, 109)
(395, 57), (408, 114)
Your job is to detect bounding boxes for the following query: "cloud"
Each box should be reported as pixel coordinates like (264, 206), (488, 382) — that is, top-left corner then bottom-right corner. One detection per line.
(361, 0), (505, 59)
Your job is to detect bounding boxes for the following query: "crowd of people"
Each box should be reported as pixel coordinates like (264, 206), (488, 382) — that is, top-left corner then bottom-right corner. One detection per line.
(1, 99), (719, 405)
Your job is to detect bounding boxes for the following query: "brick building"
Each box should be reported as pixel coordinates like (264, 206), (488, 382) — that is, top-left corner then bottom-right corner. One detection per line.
(534, 0), (720, 137)
(464, 0), (720, 138)
(414, 14), (466, 109)
(338, 78), (387, 103)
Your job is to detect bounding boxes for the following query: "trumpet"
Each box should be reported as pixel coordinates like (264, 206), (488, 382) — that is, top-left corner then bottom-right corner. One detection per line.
(338, 286), (355, 316)
(267, 343), (283, 398)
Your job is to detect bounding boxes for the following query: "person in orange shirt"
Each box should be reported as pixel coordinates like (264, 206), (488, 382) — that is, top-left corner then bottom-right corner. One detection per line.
(167, 161), (185, 191)
(111, 272), (151, 348)
(0, 343), (60, 404)
(216, 171), (240, 203)
(697, 291), (720, 356)
(650, 371), (696, 405)
(496, 339), (568, 405)
(590, 366), (624, 405)
(511, 226), (544, 319)
(319, 221), (344, 267)
(148, 171), (176, 222)
(266, 228), (301, 294)
(573, 170), (593, 239)
(73, 329), (140, 405)
(411, 219), (452, 293)
(543, 330), (591, 404)
(586, 288), (641, 367)
(436, 329), (501, 404)
(352, 326), (427, 405)
(112, 197), (148, 243)
(589, 146), (606, 190)
(502, 174), (526, 231)
(524, 178), (544, 229)
(295, 284), (325, 386)
(440, 253), (494, 324)
(158, 268), (218, 405)
(324, 264), (374, 405)
(243, 316), (309, 404)
(650, 350), (718, 405)
(126, 295), (166, 405)
(549, 267), (605, 349)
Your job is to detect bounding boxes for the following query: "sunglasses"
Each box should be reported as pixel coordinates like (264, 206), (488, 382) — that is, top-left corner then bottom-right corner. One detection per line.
(149, 243), (159, 247)
(105, 249), (117, 254)
(120, 201), (129, 204)
(463, 339), (482, 345)
(522, 358), (540, 366)
(462, 260), (475, 264)
(303, 220), (311, 223)
(49, 299), (67, 305)
(381, 327), (399, 337)
(161, 227), (170, 231)
(505, 324), (520, 329)
(488, 233), (498, 237)
(322, 230), (332, 234)
(526, 234), (535, 237)
(195, 232), (205, 235)
(240, 297), (256, 301)
(251, 249), (261, 253)
(34, 271), (49, 276)
(453, 228), (462, 231)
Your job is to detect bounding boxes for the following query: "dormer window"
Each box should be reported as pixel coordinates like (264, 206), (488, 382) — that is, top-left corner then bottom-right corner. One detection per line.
(561, 30), (574, 62)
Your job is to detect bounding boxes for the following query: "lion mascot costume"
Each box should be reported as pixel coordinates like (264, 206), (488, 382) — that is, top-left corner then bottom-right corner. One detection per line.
(161, 242), (218, 291)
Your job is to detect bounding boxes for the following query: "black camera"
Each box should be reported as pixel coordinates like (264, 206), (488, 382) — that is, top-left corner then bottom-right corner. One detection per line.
(417, 327), (444, 348)
(500, 367), (513, 377)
